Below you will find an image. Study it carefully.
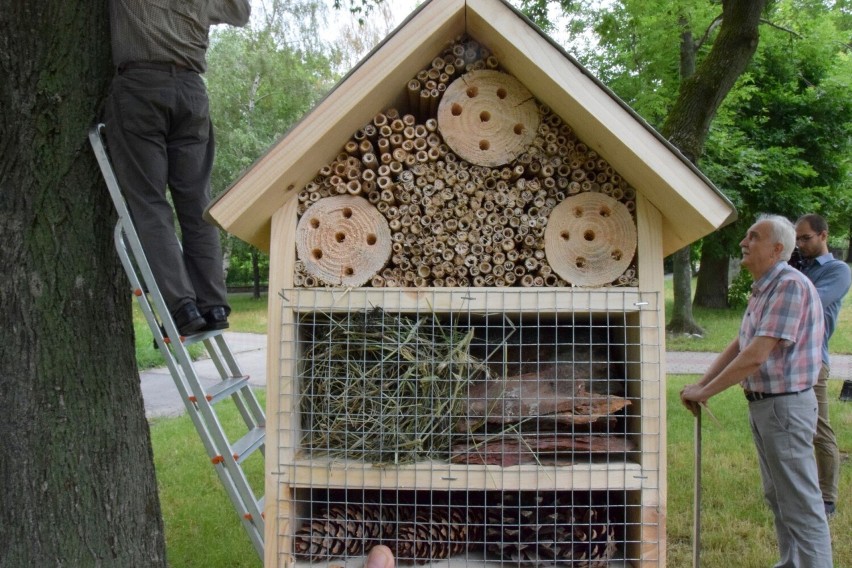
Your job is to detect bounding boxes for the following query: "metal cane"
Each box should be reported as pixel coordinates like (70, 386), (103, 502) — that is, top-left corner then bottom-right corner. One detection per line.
(693, 405), (702, 568)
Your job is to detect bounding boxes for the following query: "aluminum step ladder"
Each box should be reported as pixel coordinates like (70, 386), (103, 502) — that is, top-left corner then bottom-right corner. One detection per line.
(89, 124), (265, 558)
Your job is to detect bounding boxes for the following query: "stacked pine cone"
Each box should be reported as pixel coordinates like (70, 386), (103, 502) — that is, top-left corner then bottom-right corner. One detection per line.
(294, 493), (616, 566)
(294, 502), (483, 564)
(484, 491), (616, 567)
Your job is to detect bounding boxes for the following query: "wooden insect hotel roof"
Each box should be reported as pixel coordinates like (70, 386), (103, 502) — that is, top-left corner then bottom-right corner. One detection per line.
(207, 0), (737, 256)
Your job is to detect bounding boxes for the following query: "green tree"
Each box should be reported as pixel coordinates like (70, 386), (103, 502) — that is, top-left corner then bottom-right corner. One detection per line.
(207, 4), (340, 297)
(696, 1), (852, 306)
(531, 0), (852, 319)
(0, 1), (166, 565)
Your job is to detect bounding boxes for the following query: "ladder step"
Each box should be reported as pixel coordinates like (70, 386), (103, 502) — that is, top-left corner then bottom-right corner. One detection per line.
(189, 376), (251, 405)
(232, 425), (266, 464)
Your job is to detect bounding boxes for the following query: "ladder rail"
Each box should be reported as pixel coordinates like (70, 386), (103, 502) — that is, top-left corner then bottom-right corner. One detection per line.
(89, 124), (266, 557)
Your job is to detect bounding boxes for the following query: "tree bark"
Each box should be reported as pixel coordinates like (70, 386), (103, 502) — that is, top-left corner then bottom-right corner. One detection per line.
(666, 247), (705, 335)
(664, 0), (765, 333)
(694, 249), (730, 308)
(0, 2), (167, 565)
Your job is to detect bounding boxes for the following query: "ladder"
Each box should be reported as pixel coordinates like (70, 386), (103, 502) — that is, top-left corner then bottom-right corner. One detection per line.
(89, 124), (266, 558)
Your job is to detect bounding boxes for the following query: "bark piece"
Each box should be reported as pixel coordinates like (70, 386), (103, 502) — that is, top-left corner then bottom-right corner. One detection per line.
(450, 433), (636, 466)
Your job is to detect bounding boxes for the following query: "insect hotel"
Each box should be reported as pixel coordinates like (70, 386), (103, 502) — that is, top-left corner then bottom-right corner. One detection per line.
(208, 0), (736, 565)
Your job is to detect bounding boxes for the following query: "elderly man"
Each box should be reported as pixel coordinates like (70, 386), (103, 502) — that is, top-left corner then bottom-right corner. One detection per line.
(681, 214), (832, 568)
(794, 213), (851, 519)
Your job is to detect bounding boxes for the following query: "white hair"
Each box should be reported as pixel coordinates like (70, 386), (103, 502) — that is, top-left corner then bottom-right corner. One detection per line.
(756, 213), (795, 262)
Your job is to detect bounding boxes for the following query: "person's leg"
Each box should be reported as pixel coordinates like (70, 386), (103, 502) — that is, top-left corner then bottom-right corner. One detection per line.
(104, 70), (200, 319)
(749, 404), (796, 568)
(751, 391), (833, 568)
(167, 73), (229, 315)
(812, 364), (839, 513)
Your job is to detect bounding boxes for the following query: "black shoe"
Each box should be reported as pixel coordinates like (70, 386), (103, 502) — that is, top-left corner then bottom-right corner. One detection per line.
(201, 306), (230, 331)
(840, 381), (852, 402)
(172, 302), (206, 336)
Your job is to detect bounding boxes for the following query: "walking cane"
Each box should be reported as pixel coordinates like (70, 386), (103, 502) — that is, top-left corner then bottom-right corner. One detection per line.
(693, 405), (702, 568)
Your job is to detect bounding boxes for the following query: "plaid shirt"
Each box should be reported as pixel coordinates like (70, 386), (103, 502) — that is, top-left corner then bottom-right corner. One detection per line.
(739, 261), (824, 393)
(110, 0), (251, 73)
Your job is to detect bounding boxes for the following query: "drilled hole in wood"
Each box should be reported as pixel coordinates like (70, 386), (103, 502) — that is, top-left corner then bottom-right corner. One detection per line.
(343, 267), (354, 276)
(466, 86), (479, 98)
(366, 234), (377, 245)
(480, 110), (491, 122)
(479, 140), (490, 151)
(584, 230), (595, 241)
(600, 206), (611, 217)
(574, 207), (584, 217)
(309, 218), (320, 229)
(560, 230), (570, 241)
(335, 232), (346, 243)
(612, 249), (623, 261)
(312, 249), (323, 260)
(342, 208), (353, 218)
(575, 257), (587, 268)
(496, 87), (507, 99)
(513, 123), (525, 135)
(451, 103), (463, 116)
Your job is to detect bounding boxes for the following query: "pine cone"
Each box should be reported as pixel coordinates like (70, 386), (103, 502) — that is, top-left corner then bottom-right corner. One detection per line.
(294, 502), (392, 561)
(389, 505), (484, 564)
(484, 492), (616, 567)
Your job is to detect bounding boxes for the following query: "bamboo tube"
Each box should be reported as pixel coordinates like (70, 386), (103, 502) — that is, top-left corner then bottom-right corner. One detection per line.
(362, 153), (378, 171)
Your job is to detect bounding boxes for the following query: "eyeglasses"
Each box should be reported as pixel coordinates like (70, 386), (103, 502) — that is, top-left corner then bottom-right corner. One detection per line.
(796, 233), (817, 243)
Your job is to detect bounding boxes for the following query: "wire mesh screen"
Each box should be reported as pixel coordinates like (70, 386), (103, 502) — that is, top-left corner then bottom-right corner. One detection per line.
(278, 288), (662, 567)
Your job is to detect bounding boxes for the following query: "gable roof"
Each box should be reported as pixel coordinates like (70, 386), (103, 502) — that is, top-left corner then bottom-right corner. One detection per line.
(207, 0), (736, 257)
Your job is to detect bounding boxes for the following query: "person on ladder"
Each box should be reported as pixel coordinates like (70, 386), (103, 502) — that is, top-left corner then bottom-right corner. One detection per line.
(103, 0), (251, 335)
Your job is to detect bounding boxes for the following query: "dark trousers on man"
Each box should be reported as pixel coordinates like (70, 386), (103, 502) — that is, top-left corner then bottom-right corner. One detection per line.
(104, 67), (228, 315)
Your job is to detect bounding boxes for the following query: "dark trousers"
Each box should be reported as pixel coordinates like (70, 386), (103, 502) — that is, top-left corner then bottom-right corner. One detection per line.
(104, 67), (228, 314)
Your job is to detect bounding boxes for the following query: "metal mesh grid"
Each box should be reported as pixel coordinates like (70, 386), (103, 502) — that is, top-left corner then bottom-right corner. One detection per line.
(277, 288), (662, 567)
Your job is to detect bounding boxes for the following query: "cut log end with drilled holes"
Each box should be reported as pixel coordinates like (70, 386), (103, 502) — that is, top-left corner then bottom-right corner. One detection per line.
(295, 195), (391, 287)
(438, 69), (540, 167)
(544, 192), (637, 287)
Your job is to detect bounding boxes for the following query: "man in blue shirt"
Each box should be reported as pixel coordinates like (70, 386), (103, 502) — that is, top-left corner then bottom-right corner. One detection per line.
(795, 213), (851, 520)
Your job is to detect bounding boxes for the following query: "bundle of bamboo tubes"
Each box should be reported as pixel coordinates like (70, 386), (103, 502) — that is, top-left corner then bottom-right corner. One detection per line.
(294, 35), (639, 289)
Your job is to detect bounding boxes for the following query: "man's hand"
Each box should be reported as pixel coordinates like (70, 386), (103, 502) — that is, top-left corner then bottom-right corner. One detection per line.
(680, 383), (707, 416)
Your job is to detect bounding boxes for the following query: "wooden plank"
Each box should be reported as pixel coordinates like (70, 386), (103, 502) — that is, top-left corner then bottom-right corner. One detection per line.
(465, 0), (735, 255)
(264, 199), (299, 567)
(279, 287), (645, 314)
(207, 0), (466, 251)
(635, 194), (666, 566)
(283, 460), (645, 491)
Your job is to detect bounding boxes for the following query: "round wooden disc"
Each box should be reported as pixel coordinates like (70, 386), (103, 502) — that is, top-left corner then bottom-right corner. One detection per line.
(544, 193), (637, 287)
(437, 70), (540, 167)
(295, 195), (391, 287)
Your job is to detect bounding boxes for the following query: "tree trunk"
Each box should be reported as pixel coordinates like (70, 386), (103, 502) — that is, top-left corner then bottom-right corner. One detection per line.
(694, 249), (730, 308)
(666, 247), (705, 335)
(664, 0), (765, 332)
(0, 2), (167, 565)
(847, 223), (852, 261)
(252, 248), (262, 300)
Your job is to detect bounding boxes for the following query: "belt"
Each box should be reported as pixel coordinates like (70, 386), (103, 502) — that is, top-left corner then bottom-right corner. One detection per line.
(117, 61), (195, 74)
(744, 386), (812, 402)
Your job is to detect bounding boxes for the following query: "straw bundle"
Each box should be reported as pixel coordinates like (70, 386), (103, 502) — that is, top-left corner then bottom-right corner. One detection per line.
(299, 308), (492, 463)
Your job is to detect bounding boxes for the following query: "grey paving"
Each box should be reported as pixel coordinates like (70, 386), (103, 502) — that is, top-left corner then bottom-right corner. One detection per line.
(140, 332), (267, 419)
(139, 335), (852, 418)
